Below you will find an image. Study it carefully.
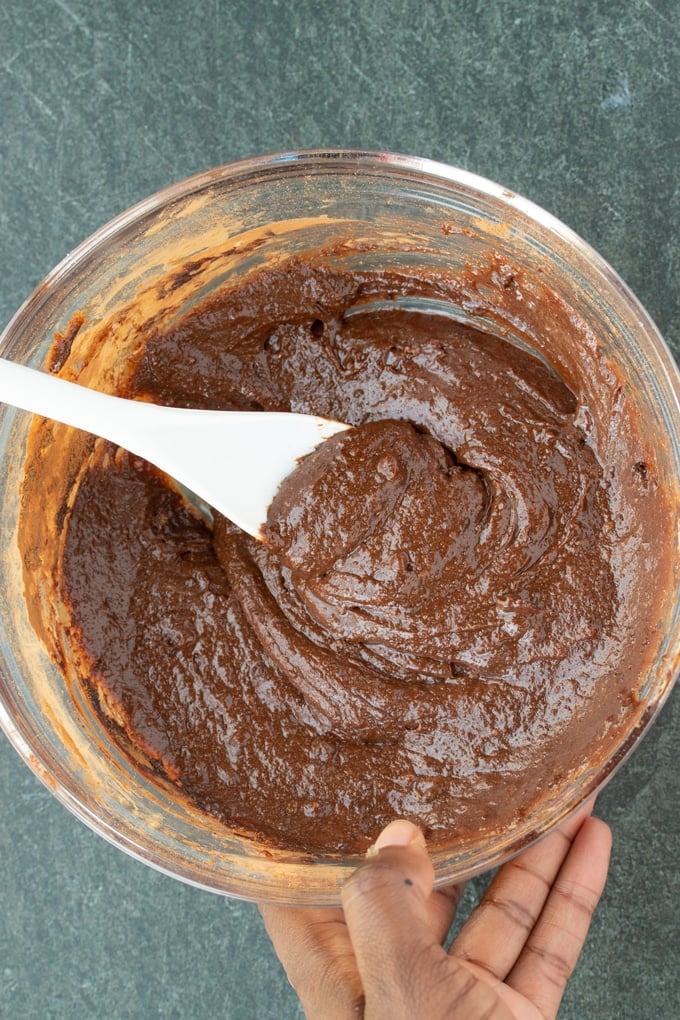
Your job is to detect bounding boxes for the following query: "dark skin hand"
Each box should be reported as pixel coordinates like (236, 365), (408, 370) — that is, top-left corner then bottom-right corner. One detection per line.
(260, 802), (611, 1019)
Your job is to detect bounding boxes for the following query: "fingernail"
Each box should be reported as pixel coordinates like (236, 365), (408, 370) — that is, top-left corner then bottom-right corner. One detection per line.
(366, 819), (426, 857)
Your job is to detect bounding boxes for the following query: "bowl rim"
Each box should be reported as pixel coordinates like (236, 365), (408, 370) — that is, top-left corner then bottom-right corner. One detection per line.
(4, 147), (679, 404)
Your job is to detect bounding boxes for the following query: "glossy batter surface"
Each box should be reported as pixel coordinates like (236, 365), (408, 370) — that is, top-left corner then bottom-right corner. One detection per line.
(26, 258), (672, 853)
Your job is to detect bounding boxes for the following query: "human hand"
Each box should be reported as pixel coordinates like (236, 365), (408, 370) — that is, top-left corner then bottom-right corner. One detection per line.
(259, 802), (611, 1019)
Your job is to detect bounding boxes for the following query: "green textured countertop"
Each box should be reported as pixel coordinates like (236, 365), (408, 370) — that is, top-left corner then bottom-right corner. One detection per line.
(1, 2), (678, 1017)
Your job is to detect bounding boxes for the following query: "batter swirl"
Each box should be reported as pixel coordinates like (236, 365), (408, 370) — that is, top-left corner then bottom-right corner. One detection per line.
(23, 256), (671, 854)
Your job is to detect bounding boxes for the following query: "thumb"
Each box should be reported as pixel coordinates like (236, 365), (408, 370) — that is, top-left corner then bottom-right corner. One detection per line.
(340, 820), (442, 1015)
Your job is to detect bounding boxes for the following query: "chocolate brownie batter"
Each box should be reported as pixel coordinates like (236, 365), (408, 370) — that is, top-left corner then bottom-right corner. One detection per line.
(20, 255), (674, 854)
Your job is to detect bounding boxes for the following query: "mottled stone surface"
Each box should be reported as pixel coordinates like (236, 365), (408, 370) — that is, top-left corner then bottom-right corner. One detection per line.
(1, 1), (678, 1017)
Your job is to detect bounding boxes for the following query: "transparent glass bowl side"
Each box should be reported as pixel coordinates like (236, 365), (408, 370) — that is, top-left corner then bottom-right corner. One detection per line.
(1, 150), (679, 904)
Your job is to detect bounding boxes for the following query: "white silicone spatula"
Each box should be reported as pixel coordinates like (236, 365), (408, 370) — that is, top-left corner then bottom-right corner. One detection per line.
(0, 357), (350, 539)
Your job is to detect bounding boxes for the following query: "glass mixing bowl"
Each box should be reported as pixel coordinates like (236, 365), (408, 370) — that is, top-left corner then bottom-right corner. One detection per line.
(1, 150), (679, 904)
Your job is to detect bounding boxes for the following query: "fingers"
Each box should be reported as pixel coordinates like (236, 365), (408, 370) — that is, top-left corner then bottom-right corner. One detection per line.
(258, 820), (463, 1020)
(450, 802), (611, 1020)
(450, 799), (598, 981)
(426, 881), (467, 946)
(259, 904), (364, 1019)
(371, 820), (465, 945)
(341, 819), (437, 994)
(506, 814), (611, 1018)
(341, 820), (505, 1019)
(261, 809), (610, 1020)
